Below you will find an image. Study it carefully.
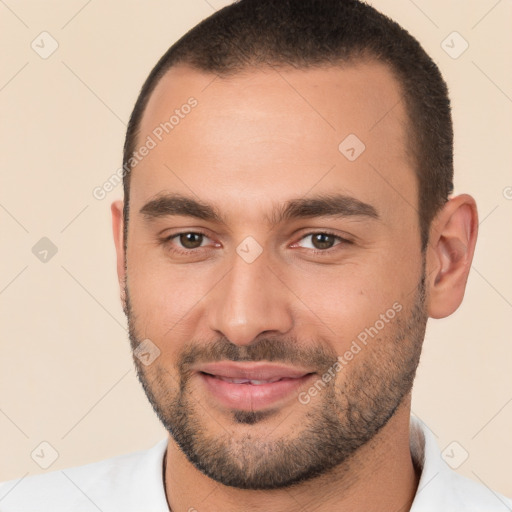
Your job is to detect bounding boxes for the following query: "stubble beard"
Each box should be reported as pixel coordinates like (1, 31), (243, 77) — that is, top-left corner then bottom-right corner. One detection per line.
(125, 273), (427, 490)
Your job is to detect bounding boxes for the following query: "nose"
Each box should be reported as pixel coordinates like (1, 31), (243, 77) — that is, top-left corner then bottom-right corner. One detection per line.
(206, 249), (294, 346)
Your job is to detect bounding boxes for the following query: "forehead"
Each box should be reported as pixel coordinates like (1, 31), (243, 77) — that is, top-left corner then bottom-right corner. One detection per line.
(131, 62), (415, 222)
(140, 62), (408, 146)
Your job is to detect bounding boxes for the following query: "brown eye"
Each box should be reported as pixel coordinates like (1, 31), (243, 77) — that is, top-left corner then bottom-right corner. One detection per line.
(311, 233), (337, 250)
(179, 233), (204, 249)
(294, 231), (349, 253)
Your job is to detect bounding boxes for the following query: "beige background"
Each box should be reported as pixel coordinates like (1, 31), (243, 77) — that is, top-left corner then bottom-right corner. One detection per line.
(0, 0), (511, 499)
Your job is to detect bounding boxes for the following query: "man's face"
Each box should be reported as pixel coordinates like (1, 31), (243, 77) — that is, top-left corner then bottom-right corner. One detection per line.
(121, 63), (428, 489)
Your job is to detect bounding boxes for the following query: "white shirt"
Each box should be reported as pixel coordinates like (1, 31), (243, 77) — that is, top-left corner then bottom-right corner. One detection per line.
(0, 417), (510, 511)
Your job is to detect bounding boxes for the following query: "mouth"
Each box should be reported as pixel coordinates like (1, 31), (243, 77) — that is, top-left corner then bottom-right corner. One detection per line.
(194, 361), (316, 411)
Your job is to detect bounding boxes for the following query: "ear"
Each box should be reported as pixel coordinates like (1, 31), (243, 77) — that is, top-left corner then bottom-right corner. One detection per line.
(111, 200), (127, 313)
(425, 194), (478, 319)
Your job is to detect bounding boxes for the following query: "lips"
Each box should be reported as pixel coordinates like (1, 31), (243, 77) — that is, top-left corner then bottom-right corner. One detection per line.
(197, 361), (313, 383)
(194, 361), (315, 411)
(196, 361), (312, 380)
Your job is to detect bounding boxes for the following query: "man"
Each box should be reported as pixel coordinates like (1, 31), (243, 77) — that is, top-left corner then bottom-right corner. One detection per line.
(1, 0), (510, 510)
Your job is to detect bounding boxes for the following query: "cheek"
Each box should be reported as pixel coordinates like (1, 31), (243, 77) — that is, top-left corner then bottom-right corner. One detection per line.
(126, 252), (220, 339)
(287, 258), (414, 351)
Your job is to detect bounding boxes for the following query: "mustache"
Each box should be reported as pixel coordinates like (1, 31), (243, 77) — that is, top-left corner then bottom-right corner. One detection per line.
(177, 336), (338, 373)
(125, 285), (339, 374)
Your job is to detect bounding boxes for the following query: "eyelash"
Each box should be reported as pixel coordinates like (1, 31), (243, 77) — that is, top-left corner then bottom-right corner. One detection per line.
(160, 230), (351, 257)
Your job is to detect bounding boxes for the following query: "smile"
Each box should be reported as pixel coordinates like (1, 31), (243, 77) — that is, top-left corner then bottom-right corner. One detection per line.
(194, 361), (316, 411)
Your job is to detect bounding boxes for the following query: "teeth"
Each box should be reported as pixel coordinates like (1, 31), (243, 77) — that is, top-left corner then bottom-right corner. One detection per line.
(226, 378), (251, 384)
(216, 376), (282, 385)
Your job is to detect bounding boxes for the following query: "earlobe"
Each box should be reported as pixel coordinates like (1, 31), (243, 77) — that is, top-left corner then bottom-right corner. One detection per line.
(426, 195), (478, 319)
(111, 200), (126, 311)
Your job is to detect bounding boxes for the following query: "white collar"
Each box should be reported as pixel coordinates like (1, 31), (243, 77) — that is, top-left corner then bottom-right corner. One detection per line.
(408, 416), (511, 510)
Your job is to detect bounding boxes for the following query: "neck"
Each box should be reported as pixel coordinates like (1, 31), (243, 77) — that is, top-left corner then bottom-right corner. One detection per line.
(164, 398), (419, 512)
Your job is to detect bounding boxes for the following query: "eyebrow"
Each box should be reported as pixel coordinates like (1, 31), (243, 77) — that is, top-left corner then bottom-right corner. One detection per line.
(139, 192), (379, 226)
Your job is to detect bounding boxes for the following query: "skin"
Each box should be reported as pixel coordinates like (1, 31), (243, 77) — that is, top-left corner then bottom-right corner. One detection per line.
(111, 62), (478, 511)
